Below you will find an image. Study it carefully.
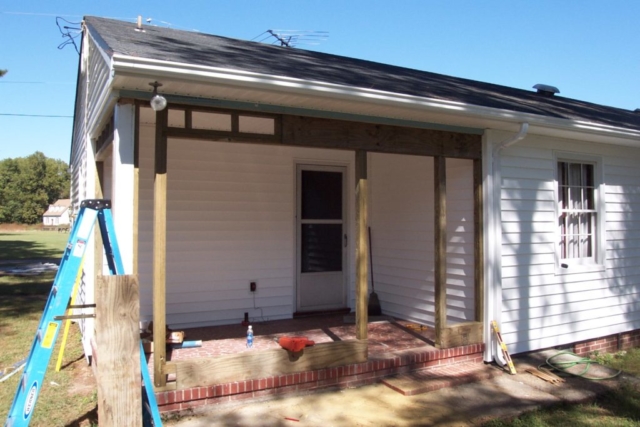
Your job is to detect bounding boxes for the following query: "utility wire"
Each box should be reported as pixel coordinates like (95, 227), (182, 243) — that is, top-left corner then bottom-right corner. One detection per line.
(0, 114), (73, 118)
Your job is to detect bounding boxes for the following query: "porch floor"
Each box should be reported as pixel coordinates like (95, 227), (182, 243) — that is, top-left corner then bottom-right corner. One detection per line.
(165, 314), (436, 361)
(146, 314), (486, 413)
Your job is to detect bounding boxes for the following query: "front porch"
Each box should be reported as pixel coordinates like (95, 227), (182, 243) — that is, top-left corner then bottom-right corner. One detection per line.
(148, 314), (487, 413)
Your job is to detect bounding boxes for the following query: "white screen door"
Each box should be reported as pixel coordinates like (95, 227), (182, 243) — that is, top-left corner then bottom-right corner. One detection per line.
(296, 165), (347, 311)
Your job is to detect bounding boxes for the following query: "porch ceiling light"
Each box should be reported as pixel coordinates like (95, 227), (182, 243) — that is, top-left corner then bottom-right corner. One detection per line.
(149, 81), (167, 111)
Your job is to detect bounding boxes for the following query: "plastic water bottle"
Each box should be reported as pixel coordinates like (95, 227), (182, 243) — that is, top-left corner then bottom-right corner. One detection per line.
(246, 325), (253, 348)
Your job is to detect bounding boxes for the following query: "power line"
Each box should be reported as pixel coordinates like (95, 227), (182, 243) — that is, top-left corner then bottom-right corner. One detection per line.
(0, 81), (74, 85)
(0, 113), (73, 118)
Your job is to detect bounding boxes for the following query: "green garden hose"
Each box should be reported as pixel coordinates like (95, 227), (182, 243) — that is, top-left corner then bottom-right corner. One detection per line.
(542, 350), (621, 380)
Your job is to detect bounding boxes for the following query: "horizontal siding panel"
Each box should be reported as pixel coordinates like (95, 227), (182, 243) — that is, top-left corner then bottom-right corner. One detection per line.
(502, 178), (555, 191)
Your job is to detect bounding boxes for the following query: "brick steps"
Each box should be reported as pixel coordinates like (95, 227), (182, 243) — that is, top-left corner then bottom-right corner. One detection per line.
(156, 343), (486, 413)
(381, 361), (501, 396)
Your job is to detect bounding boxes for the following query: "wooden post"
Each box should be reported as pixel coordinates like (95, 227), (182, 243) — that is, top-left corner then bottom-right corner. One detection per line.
(434, 156), (447, 347)
(473, 158), (484, 323)
(95, 275), (142, 426)
(153, 108), (168, 387)
(133, 104), (140, 276)
(355, 150), (368, 340)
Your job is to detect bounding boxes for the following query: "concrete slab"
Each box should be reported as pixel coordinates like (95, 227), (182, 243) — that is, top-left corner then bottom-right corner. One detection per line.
(163, 350), (632, 427)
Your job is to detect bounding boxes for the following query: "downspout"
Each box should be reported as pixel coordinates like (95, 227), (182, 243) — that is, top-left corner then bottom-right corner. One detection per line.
(485, 123), (529, 366)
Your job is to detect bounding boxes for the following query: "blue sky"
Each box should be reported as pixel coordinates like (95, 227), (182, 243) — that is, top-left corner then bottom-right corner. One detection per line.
(1, 1), (638, 162)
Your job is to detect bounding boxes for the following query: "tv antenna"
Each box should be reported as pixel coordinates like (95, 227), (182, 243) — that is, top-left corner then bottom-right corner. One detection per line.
(253, 29), (329, 48)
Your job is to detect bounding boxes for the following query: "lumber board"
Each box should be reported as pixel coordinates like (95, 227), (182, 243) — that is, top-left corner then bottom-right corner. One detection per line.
(282, 115), (481, 159)
(473, 158), (484, 322)
(355, 150), (369, 340)
(95, 275), (142, 426)
(526, 368), (565, 385)
(153, 108), (168, 387)
(175, 339), (368, 390)
(434, 156), (448, 347)
(437, 321), (483, 349)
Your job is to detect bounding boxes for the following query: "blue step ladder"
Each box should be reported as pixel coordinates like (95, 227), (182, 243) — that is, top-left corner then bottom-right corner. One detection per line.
(5, 199), (162, 427)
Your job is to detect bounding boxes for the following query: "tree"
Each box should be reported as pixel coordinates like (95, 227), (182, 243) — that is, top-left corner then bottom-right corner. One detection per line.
(0, 152), (70, 224)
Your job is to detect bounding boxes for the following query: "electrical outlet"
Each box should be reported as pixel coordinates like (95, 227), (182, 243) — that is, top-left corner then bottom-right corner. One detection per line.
(250, 281), (257, 292)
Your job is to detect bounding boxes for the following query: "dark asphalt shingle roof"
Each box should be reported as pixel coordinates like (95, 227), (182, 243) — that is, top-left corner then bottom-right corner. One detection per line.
(85, 16), (640, 132)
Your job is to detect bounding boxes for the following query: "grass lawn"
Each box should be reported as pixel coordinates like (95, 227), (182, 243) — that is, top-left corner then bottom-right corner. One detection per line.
(481, 351), (640, 427)
(0, 231), (97, 426)
(0, 231), (69, 260)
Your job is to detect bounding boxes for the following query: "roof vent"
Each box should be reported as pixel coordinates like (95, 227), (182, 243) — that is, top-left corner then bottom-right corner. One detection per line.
(533, 84), (560, 97)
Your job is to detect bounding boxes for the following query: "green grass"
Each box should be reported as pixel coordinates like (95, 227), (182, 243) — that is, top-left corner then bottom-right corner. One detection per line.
(482, 349), (640, 427)
(0, 231), (97, 426)
(0, 231), (69, 260)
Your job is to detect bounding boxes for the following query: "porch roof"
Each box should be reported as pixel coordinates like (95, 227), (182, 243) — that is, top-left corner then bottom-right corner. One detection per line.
(84, 16), (640, 134)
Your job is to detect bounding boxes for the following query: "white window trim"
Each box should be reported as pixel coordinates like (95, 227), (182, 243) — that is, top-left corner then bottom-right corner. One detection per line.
(554, 151), (606, 275)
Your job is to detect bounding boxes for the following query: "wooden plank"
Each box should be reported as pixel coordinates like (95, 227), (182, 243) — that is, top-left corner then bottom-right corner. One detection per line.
(153, 108), (168, 387)
(434, 156), (447, 347)
(133, 104), (140, 276)
(474, 158), (484, 323)
(355, 150), (368, 340)
(95, 275), (142, 426)
(175, 340), (368, 390)
(282, 115), (481, 159)
(438, 321), (483, 348)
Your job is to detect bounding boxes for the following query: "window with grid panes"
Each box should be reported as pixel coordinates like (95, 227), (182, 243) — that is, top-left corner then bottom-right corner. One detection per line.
(557, 161), (596, 261)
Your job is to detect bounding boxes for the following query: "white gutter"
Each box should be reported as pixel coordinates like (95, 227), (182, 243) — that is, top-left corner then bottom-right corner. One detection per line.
(484, 123), (529, 366)
(109, 55), (640, 144)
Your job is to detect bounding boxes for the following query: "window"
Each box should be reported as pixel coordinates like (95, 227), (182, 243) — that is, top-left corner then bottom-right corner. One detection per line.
(557, 159), (600, 266)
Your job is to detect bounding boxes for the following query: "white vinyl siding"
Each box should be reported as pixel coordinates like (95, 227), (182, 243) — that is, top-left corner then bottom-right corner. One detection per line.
(497, 132), (640, 354)
(369, 153), (475, 326)
(137, 111), (354, 328)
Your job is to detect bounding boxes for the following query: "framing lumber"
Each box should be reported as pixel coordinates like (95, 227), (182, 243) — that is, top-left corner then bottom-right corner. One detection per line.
(95, 275), (141, 426)
(355, 150), (369, 340)
(174, 340), (368, 390)
(438, 321), (483, 348)
(434, 156), (447, 347)
(473, 158), (484, 323)
(282, 115), (481, 159)
(133, 104), (140, 276)
(153, 108), (168, 387)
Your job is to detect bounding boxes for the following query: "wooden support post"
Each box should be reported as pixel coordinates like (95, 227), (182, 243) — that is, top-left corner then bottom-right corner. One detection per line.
(95, 275), (142, 426)
(473, 158), (484, 323)
(355, 150), (368, 340)
(133, 104), (140, 276)
(153, 108), (168, 387)
(434, 156), (447, 347)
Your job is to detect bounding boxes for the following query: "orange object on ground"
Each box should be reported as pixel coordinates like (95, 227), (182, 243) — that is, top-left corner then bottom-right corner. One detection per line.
(277, 336), (315, 352)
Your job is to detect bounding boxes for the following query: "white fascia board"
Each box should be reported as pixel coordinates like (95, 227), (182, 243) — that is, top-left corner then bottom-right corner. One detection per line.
(110, 55), (640, 145)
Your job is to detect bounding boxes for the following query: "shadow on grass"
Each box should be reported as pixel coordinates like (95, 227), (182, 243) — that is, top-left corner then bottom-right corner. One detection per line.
(0, 233), (67, 260)
(0, 273), (54, 296)
(65, 405), (98, 427)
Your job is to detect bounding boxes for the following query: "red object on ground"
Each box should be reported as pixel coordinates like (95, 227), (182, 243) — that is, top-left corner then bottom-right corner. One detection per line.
(277, 336), (315, 352)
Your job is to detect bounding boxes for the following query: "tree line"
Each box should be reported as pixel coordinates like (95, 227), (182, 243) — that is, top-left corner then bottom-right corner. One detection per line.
(0, 152), (70, 224)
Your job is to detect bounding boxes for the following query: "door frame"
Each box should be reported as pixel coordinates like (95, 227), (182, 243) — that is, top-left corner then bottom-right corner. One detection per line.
(295, 163), (349, 312)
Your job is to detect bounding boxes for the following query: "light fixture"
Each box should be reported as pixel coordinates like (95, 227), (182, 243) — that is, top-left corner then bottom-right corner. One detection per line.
(149, 81), (167, 111)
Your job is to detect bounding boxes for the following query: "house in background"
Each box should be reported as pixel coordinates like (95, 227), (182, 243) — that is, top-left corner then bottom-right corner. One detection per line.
(42, 199), (71, 229)
(70, 16), (640, 404)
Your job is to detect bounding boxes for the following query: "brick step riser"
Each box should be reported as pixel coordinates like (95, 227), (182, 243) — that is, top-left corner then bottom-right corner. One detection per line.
(157, 344), (484, 413)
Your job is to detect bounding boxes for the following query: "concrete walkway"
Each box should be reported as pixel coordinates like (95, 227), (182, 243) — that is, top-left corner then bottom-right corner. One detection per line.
(163, 350), (636, 427)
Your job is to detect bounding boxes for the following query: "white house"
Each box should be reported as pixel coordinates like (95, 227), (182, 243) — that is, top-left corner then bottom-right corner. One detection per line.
(70, 16), (640, 386)
(42, 199), (71, 228)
